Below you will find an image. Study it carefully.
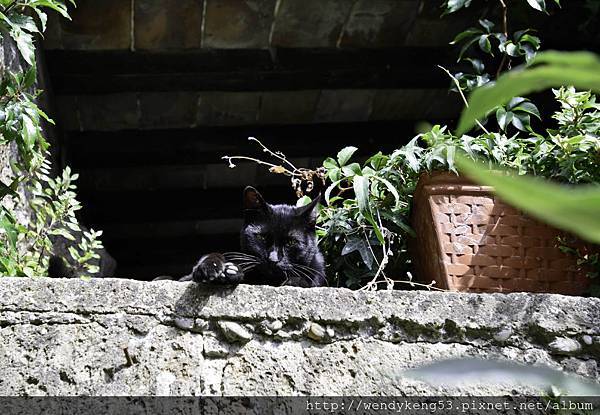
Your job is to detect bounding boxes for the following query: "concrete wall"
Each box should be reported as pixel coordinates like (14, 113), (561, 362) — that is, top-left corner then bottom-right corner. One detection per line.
(0, 277), (598, 395)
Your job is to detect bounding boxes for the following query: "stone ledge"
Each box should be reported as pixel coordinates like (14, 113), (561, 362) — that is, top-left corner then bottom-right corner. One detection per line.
(0, 278), (598, 395)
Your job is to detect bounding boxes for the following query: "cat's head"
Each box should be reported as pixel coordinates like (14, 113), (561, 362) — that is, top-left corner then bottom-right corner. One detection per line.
(240, 186), (321, 283)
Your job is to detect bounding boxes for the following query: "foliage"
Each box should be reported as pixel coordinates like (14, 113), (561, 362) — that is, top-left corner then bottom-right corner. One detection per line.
(452, 51), (600, 284)
(441, 0), (564, 134)
(417, 88), (600, 185)
(457, 156), (600, 244)
(0, 67), (49, 168)
(0, 0), (74, 65)
(0, 0), (104, 278)
(317, 147), (418, 289)
(457, 51), (600, 134)
(224, 87), (600, 289)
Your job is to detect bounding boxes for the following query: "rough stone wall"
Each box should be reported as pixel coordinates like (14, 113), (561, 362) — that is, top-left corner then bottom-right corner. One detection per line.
(0, 278), (597, 396)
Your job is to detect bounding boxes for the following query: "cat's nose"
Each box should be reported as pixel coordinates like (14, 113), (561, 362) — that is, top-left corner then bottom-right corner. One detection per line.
(268, 250), (279, 263)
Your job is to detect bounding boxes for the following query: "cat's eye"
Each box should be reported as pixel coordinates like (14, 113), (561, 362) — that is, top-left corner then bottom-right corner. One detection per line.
(285, 239), (297, 247)
(256, 233), (269, 243)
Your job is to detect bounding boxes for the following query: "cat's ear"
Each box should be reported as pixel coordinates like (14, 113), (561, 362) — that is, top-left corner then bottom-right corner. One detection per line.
(296, 194), (321, 227)
(243, 186), (268, 212)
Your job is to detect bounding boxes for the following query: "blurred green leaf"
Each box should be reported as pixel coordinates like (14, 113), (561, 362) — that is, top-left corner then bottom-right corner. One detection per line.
(457, 51), (600, 135)
(457, 155), (600, 243)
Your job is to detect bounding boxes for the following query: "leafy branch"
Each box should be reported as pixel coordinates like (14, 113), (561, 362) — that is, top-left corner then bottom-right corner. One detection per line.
(1, 0), (104, 278)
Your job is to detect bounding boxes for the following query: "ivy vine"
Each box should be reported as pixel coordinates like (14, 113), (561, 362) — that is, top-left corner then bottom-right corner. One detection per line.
(0, 0), (103, 278)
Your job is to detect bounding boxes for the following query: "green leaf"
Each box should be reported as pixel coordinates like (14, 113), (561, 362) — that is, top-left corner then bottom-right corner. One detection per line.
(366, 151), (388, 170)
(0, 178), (18, 200)
(10, 14), (39, 34)
(478, 19), (494, 33)
(296, 196), (311, 207)
(370, 176), (401, 206)
(337, 146), (358, 167)
(505, 42), (519, 57)
(457, 36), (481, 61)
(526, 0), (546, 12)
(0, 213), (18, 249)
(23, 66), (37, 89)
(328, 167), (341, 182)
(511, 113), (531, 131)
(465, 58), (484, 74)
(323, 157), (338, 170)
(512, 101), (541, 119)
(457, 51), (600, 135)
(324, 179), (343, 205)
(496, 107), (513, 130)
(353, 175), (370, 217)
(49, 228), (76, 241)
(353, 176), (385, 244)
(341, 163), (362, 177)
(30, 0), (71, 19)
(11, 27), (35, 65)
(456, 156), (600, 244)
(520, 34), (541, 49)
(444, 0), (473, 13)
(22, 266), (35, 278)
(21, 114), (37, 150)
(341, 237), (374, 270)
(380, 211), (416, 237)
(450, 28), (482, 45)
(478, 35), (492, 54)
(34, 8), (48, 32)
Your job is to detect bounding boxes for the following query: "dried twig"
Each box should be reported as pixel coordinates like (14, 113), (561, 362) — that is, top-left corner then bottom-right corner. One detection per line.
(438, 65), (491, 135)
(222, 137), (326, 198)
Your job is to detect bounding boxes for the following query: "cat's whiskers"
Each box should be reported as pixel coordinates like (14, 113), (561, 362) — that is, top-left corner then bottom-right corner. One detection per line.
(224, 252), (258, 260)
(292, 263), (328, 287)
(290, 266), (320, 287)
(279, 270), (290, 286)
(233, 260), (259, 272)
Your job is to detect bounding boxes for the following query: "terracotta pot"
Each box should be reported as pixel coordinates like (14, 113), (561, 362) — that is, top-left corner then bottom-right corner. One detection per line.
(410, 172), (592, 295)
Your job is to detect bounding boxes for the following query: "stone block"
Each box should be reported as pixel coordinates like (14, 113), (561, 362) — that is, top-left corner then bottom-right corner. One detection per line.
(134, 0), (204, 50)
(139, 92), (199, 129)
(340, 0), (418, 47)
(404, 10), (471, 47)
(59, 0), (131, 50)
(197, 92), (260, 126)
(313, 89), (376, 123)
(271, 0), (353, 47)
(54, 95), (81, 131)
(203, 0), (276, 48)
(370, 89), (438, 120)
(78, 93), (139, 131)
(259, 90), (320, 124)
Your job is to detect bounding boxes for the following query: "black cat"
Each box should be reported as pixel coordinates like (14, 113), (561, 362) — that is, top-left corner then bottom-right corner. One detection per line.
(181, 187), (326, 287)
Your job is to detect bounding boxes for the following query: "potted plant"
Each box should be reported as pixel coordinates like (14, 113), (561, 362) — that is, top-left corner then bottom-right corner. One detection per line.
(224, 85), (599, 295)
(409, 87), (600, 295)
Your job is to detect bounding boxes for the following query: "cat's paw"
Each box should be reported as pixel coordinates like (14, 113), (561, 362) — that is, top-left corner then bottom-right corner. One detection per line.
(191, 253), (244, 284)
